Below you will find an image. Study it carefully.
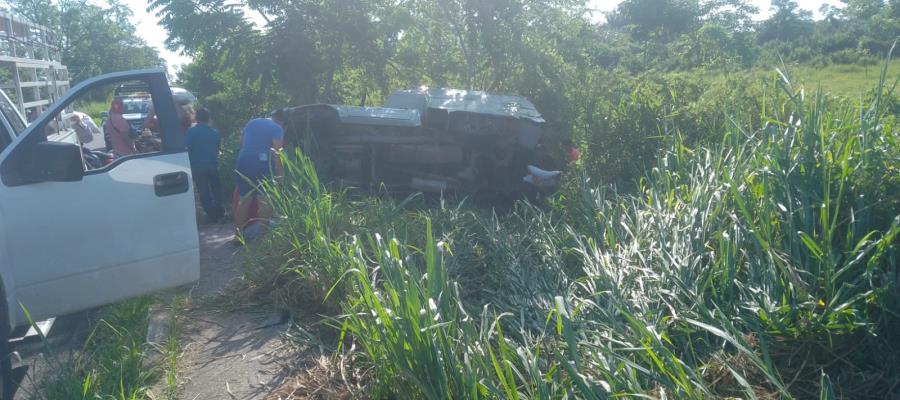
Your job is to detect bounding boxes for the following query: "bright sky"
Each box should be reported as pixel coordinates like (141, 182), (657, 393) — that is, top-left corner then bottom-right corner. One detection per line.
(121, 0), (192, 72)
(123, 0), (845, 75)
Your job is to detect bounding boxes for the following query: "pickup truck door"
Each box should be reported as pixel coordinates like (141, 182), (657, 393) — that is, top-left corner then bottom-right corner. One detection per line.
(0, 70), (199, 327)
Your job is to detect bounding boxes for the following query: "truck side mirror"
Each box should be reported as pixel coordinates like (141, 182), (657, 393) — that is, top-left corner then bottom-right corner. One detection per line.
(22, 141), (84, 183)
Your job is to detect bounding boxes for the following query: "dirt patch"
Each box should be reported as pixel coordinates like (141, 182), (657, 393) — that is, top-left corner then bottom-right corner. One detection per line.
(143, 224), (293, 399)
(263, 344), (375, 400)
(175, 307), (294, 399)
(150, 224), (352, 400)
(191, 224), (245, 298)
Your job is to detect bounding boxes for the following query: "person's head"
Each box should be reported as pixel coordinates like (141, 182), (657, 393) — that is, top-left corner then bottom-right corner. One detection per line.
(181, 103), (195, 121)
(269, 108), (285, 126)
(195, 107), (210, 124)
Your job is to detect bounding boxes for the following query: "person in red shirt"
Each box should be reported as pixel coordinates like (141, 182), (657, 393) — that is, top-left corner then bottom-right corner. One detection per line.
(563, 138), (581, 164)
(103, 98), (135, 158)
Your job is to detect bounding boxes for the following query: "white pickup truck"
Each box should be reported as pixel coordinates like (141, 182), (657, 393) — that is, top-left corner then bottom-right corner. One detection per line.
(0, 70), (200, 397)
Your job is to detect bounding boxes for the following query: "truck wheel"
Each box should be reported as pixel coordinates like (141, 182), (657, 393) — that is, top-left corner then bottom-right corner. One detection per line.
(0, 296), (12, 400)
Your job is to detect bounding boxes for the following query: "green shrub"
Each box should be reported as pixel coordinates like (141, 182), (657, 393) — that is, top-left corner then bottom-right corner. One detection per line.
(30, 298), (155, 400)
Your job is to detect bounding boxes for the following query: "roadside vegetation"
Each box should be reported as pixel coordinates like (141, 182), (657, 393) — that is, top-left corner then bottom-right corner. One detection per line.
(5, 0), (897, 398)
(24, 298), (156, 400)
(240, 58), (899, 397)
(20, 293), (185, 400)
(154, 0), (900, 397)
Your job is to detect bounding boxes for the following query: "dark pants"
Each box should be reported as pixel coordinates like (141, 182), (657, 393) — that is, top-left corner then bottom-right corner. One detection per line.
(193, 165), (224, 221)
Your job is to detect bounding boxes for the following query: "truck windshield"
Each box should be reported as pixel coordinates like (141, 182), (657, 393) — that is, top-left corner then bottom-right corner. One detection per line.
(123, 100), (150, 114)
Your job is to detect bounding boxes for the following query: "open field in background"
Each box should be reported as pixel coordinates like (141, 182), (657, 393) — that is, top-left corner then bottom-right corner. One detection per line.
(797, 62), (900, 95)
(703, 63), (900, 99)
(755, 62), (900, 97)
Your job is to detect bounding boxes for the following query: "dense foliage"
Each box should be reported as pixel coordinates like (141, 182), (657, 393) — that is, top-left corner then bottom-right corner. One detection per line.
(155, 1), (900, 98)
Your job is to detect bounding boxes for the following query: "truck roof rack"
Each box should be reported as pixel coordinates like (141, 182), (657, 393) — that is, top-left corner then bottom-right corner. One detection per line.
(0, 12), (70, 116)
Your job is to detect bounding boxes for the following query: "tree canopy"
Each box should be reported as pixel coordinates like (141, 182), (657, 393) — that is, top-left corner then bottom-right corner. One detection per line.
(140, 0), (900, 143)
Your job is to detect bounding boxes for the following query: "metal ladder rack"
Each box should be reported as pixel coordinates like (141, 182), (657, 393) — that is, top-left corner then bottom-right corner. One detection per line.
(0, 12), (70, 117)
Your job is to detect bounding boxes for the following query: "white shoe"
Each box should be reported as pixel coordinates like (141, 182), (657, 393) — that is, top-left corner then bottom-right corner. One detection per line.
(527, 165), (561, 179)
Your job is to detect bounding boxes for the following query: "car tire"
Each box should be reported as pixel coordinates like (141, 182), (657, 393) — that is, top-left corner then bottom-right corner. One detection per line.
(0, 294), (12, 400)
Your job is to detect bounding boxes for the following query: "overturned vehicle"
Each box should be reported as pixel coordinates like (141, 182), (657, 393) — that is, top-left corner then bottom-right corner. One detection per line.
(280, 88), (545, 201)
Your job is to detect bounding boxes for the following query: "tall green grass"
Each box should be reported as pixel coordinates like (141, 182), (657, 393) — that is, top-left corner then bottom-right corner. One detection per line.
(247, 58), (899, 398)
(27, 297), (155, 400)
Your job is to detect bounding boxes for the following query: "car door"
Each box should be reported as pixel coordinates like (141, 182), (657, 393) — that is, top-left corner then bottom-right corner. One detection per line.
(0, 69), (199, 328)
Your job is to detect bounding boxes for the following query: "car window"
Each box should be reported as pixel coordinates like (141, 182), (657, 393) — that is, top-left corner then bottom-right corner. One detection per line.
(0, 94), (26, 136)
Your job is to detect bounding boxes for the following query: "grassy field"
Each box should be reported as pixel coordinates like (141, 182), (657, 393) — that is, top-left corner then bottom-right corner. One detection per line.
(778, 62), (900, 96)
(704, 61), (900, 99)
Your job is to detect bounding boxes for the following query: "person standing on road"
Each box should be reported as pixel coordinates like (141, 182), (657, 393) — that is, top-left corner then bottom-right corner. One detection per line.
(233, 110), (284, 237)
(103, 98), (135, 158)
(185, 107), (225, 223)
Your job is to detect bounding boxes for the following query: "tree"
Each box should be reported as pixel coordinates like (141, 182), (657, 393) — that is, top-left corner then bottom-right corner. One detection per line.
(841, 0), (885, 20)
(606, 0), (703, 42)
(757, 0), (814, 43)
(152, 0), (401, 104)
(59, 0), (164, 81)
(701, 0), (758, 32)
(8, 0), (58, 30)
(839, 0), (898, 55)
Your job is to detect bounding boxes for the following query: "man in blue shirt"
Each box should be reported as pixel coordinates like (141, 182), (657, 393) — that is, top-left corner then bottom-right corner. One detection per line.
(185, 107), (225, 223)
(233, 110), (284, 235)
